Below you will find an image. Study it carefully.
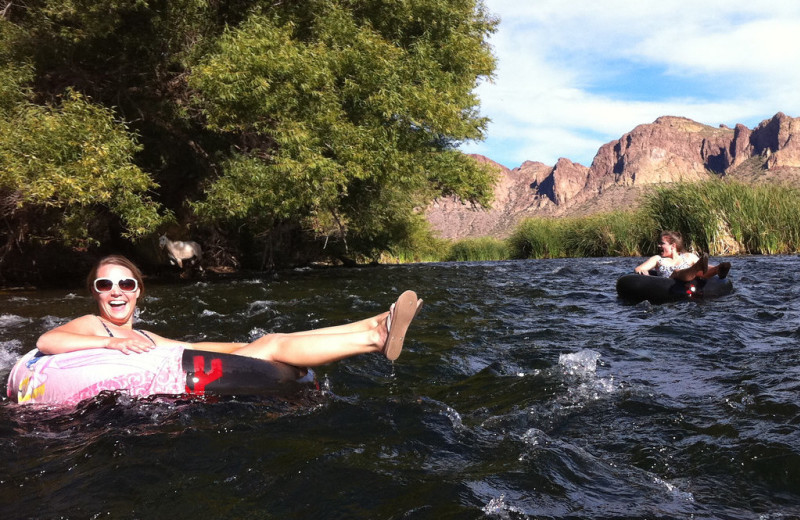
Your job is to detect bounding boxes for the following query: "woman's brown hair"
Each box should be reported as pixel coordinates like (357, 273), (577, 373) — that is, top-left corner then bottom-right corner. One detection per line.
(659, 230), (685, 253)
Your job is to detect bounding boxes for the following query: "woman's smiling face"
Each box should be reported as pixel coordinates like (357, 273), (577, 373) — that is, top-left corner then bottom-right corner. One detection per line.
(93, 263), (140, 327)
(658, 239), (675, 257)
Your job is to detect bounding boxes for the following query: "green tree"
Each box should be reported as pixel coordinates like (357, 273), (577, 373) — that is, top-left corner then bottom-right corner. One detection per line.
(189, 1), (497, 262)
(0, 0), (497, 274)
(0, 89), (168, 259)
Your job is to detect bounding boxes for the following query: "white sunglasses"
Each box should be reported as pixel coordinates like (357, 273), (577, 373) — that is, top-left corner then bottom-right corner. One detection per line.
(93, 277), (138, 293)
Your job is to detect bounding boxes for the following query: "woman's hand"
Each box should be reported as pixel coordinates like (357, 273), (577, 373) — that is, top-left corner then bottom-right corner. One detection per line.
(105, 337), (155, 355)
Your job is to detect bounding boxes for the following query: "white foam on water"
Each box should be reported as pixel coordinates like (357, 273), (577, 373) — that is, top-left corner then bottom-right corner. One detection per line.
(558, 349), (618, 404)
(441, 404), (465, 431)
(0, 339), (23, 369)
(518, 428), (549, 462)
(41, 315), (67, 330)
(0, 314), (31, 328)
(247, 327), (269, 341)
(246, 300), (276, 317)
(230, 278), (264, 285)
(482, 494), (526, 518)
(653, 476), (694, 502)
(520, 428), (545, 447)
(558, 349), (601, 377)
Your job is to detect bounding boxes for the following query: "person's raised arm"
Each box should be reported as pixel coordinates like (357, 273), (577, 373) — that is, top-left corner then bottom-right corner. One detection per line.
(634, 255), (659, 275)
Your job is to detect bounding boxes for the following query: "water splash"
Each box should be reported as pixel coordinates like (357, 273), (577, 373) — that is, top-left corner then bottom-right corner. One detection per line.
(482, 494), (526, 518)
(558, 349), (601, 377)
(441, 404), (464, 431)
(653, 476), (694, 502)
(246, 300), (276, 317)
(520, 428), (546, 447)
(557, 349), (617, 404)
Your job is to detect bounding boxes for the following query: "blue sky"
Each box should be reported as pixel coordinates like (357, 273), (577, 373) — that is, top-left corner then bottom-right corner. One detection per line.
(460, 0), (800, 168)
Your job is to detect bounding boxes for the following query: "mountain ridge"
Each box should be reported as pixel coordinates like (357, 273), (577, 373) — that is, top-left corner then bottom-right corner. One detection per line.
(428, 113), (800, 239)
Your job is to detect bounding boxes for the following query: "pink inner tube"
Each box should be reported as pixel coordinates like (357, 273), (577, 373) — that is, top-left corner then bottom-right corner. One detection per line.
(6, 346), (315, 406)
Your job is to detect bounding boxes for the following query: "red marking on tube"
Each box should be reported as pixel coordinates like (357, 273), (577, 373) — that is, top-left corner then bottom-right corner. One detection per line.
(185, 356), (223, 395)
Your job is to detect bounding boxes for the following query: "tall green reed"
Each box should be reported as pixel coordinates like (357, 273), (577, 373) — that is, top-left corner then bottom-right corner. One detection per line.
(445, 237), (511, 262)
(644, 179), (800, 255)
(508, 211), (655, 258)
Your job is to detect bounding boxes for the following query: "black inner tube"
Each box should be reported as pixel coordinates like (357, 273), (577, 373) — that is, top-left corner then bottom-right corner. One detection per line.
(182, 350), (315, 396)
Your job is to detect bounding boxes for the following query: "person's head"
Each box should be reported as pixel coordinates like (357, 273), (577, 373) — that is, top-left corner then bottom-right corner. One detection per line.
(658, 230), (685, 254)
(87, 255), (144, 325)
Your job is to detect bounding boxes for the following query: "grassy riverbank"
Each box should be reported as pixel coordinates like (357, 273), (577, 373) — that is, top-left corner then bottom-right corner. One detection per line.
(396, 180), (800, 262)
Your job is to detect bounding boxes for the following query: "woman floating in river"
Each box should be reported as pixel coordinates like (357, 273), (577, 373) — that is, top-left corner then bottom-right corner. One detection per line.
(7, 255), (422, 405)
(634, 230), (731, 281)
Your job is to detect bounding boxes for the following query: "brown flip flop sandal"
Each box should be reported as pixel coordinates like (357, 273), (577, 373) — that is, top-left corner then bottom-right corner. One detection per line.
(383, 290), (419, 361)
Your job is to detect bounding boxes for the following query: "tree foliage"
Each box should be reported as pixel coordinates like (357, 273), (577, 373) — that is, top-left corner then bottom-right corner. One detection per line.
(0, 0), (497, 276)
(0, 90), (166, 244)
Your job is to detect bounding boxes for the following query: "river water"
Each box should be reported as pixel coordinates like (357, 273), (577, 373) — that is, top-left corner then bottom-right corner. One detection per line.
(1, 256), (798, 519)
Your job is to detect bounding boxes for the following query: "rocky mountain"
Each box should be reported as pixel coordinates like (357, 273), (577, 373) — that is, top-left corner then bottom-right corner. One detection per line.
(427, 113), (800, 239)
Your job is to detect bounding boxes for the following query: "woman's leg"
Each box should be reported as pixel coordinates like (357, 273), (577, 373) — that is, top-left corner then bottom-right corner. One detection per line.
(282, 312), (388, 337)
(671, 253), (708, 281)
(698, 261), (731, 279)
(232, 291), (419, 366)
(233, 328), (384, 366)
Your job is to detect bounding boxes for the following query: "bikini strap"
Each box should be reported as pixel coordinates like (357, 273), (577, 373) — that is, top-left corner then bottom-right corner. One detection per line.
(97, 316), (114, 337)
(137, 330), (157, 345)
(97, 316), (155, 346)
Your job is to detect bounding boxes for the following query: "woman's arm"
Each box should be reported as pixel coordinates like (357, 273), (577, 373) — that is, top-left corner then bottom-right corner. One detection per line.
(634, 255), (659, 275)
(36, 315), (155, 355)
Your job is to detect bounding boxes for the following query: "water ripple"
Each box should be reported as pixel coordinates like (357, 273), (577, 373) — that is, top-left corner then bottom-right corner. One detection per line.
(1, 256), (799, 518)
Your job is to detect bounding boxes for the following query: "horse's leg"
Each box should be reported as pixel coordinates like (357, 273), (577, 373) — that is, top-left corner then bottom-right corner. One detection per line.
(169, 252), (182, 268)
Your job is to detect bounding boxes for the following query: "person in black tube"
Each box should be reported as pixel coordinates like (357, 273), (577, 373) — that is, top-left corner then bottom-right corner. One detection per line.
(634, 230), (731, 281)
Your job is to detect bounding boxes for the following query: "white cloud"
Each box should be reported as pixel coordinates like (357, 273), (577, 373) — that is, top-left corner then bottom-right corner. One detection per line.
(462, 0), (800, 168)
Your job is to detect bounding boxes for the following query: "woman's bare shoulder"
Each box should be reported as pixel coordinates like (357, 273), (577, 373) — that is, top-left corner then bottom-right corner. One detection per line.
(72, 314), (102, 325)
